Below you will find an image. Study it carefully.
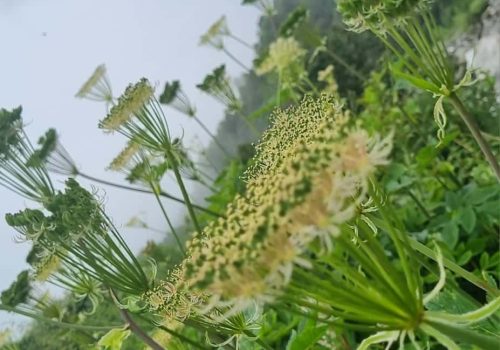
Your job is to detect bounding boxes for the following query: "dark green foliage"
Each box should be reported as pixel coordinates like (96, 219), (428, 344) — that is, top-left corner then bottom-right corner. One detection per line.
(46, 178), (105, 234)
(27, 129), (57, 167)
(0, 270), (31, 307)
(159, 80), (180, 105)
(279, 6), (309, 37)
(0, 106), (22, 158)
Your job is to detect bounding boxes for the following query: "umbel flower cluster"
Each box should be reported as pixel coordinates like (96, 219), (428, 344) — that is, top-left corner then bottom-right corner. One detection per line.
(6, 178), (150, 296)
(75, 64), (113, 103)
(144, 96), (392, 318)
(337, 0), (433, 33)
(256, 36), (305, 76)
(0, 107), (55, 203)
(197, 65), (241, 112)
(199, 16), (230, 49)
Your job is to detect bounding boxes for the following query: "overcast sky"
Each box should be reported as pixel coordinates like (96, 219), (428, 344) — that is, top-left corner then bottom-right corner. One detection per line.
(0, 0), (259, 330)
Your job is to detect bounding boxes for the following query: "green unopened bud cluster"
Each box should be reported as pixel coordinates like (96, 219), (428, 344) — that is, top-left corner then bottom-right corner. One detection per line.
(197, 65), (241, 112)
(159, 80), (196, 117)
(0, 107), (55, 202)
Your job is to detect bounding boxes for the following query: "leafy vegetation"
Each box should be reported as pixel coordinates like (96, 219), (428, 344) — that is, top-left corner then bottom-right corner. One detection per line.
(1, 0), (499, 349)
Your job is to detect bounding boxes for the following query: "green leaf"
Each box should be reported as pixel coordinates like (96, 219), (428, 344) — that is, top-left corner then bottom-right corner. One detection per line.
(457, 250), (472, 266)
(286, 325), (328, 350)
(391, 68), (441, 94)
(416, 146), (438, 168)
(441, 222), (459, 249)
(445, 191), (462, 210)
(97, 327), (131, 350)
(465, 185), (499, 205)
(480, 252), (489, 270)
(459, 206), (476, 233)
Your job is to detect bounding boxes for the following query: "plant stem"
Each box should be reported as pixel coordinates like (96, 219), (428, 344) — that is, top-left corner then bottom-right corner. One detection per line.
(424, 320), (499, 349)
(79, 172), (220, 217)
(0, 304), (116, 331)
(228, 34), (253, 49)
(157, 324), (209, 349)
(448, 93), (500, 181)
(409, 238), (500, 297)
(118, 309), (164, 350)
(407, 190), (431, 219)
(222, 47), (251, 73)
(166, 150), (202, 234)
(110, 290), (164, 350)
(150, 183), (185, 255)
(237, 110), (260, 137)
(242, 330), (273, 350)
(194, 116), (232, 158)
(325, 49), (365, 82)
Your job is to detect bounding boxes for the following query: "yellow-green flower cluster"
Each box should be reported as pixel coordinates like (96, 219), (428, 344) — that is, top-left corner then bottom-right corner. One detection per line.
(256, 37), (306, 76)
(317, 65), (338, 95)
(143, 267), (203, 321)
(245, 95), (348, 182)
(108, 141), (141, 171)
(99, 78), (154, 131)
(181, 96), (392, 315)
(199, 16), (230, 49)
(75, 64), (113, 102)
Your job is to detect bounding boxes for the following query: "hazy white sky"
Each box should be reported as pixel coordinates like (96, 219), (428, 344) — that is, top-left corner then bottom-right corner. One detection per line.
(0, 0), (259, 329)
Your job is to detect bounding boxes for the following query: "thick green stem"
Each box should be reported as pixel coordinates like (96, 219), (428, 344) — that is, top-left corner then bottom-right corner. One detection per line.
(110, 290), (164, 350)
(166, 150), (202, 234)
(448, 93), (500, 181)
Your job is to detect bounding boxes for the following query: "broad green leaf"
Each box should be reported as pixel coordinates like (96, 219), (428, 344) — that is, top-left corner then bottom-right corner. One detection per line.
(445, 191), (461, 210)
(480, 252), (489, 270)
(459, 206), (476, 233)
(465, 185), (499, 205)
(392, 68), (441, 94)
(97, 327), (131, 350)
(285, 325), (328, 350)
(416, 146), (437, 168)
(457, 250), (472, 266)
(441, 222), (459, 249)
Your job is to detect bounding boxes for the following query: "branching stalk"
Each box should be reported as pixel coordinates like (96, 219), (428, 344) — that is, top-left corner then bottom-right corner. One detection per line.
(448, 93), (500, 181)
(79, 172), (220, 217)
(165, 149), (202, 234)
